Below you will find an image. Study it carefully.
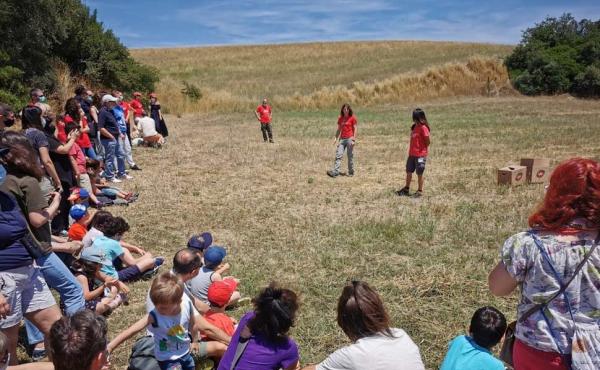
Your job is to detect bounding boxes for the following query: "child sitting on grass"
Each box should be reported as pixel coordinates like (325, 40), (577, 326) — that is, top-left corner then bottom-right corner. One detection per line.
(201, 280), (238, 340)
(86, 158), (137, 204)
(109, 272), (200, 370)
(186, 246), (241, 308)
(440, 306), (507, 370)
(69, 246), (127, 316)
(68, 204), (91, 241)
(91, 216), (163, 282)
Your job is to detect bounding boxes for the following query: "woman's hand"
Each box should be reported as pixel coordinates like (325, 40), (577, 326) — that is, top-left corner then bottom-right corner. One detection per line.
(0, 293), (11, 319)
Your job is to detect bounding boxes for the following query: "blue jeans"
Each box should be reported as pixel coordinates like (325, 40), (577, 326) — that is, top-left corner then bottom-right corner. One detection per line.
(158, 353), (195, 370)
(101, 138), (125, 179)
(82, 146), (97, 160)
(25, 252), (85, 345)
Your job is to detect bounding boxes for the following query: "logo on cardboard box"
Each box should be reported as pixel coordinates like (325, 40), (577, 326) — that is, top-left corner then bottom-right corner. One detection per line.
(536, 169), (546, 178)
(516, 173), (523, 181)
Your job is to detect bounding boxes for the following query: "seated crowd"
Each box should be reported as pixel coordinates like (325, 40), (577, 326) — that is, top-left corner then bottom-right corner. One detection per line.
(1, 89), (599, 370)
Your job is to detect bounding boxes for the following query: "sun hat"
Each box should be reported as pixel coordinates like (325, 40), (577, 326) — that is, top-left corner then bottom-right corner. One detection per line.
(207, 280), (238, 307)
(80, 246), (110, 265)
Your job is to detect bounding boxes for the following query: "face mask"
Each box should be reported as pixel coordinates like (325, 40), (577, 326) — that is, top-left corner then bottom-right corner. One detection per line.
(86, 96), (93, 103)
(3, 118), (14, 127)
(0, 164), (6, 186)
(38, 96), (47, 103)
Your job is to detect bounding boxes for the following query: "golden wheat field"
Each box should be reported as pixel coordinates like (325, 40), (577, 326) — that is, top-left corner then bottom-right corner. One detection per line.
(131, 41), (513, 113)
(95, 79), (600, 370)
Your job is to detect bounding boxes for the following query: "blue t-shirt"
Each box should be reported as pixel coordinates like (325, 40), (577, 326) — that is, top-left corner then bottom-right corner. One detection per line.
(112, 105), (127, 134)
(92, 236), (124, 279)
(0, 191), (33, 271)
(440, 335), (504, 370)
(97, 107), (120, 137)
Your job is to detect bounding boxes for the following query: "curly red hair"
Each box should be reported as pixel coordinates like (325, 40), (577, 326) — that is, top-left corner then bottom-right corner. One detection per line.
(529, 158), (600, 230)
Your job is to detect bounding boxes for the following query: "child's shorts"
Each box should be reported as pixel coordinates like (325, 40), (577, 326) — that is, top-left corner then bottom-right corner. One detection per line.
(158, 352), (195, 370)
(406, 156), (427, 175)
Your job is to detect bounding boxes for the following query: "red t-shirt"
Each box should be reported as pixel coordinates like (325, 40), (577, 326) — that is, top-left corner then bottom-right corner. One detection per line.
(408, 124), (430, 157)
(120, 101), (131, 121)
(69, 142), (87, 174)
(130, 99), (144, 117)
(256, 105), (271, 124)
(56, 121), (67, 143)
(68, 222), (87, 241)
(337, 115), (357, 139)
(201, 311), (235, 340)
(65, 115), (92, 149)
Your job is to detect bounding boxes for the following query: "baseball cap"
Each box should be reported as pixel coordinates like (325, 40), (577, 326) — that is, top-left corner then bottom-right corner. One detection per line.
(68, 188), (89, 202)
(204, 246), (226, 267)
(187, 232), (213, 251)
(69, 204), (88, 221)
(80, 246), (110, 265)
(207, 280), (238, 307)
(101, 94), (119, 104)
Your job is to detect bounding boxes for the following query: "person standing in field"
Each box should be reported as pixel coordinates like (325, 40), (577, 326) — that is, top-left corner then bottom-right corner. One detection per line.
(327, 103), (357, 178)
(130, 92), (145, 119)
(255, 98), (274, 143)
(397, 108), (430, 197)
(149, 93), (169, 139)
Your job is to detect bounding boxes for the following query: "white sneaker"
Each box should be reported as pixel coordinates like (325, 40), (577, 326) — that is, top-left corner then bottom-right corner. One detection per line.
(118, 174), (133, 180)
(109, 178), (123, 183)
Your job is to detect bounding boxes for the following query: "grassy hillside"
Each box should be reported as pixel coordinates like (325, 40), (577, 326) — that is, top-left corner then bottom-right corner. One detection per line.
(103, 96), (600, 370)
(132, 41), (513, 112)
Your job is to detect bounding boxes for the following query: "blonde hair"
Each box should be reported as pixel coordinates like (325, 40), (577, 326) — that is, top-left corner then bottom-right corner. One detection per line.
(150, 271), (184, 306)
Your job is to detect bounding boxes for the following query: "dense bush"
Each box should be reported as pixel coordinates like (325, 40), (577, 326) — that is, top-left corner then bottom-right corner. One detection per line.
(0, 0), (158, 106)
(506, 14), (600, 97)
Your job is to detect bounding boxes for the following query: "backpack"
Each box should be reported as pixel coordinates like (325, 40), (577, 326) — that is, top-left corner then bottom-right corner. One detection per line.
(127, 336), (160, 370)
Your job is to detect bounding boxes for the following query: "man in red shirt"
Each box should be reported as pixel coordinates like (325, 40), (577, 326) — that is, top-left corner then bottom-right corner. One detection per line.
(129, 92), (145, 118)
(327, 104), (357, 177)
(255, 98), (273, 143)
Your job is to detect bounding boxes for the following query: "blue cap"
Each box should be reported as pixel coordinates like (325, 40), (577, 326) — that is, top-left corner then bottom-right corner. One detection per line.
(204, 246), (226, 267)
(79, 188), (90, 198)
(187, 232), (213, 251)
(69, 204), (88, 220)
(80, 246), (110, 265)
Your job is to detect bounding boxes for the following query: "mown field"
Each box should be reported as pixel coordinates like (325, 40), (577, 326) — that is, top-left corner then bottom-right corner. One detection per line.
(104, 95), (600, 369)
(131, 41), (513, 113)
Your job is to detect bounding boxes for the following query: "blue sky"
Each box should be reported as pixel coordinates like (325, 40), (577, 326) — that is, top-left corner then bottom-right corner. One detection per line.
(83, 0), (600, 48)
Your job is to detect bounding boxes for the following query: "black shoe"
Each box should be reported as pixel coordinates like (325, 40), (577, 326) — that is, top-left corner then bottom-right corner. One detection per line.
(327, 170), (339, 178)
(348, 172), (354, 177)
(130, 164), (142, 171)
(396, 187), (410, 196)
(269, 139), (274, 143)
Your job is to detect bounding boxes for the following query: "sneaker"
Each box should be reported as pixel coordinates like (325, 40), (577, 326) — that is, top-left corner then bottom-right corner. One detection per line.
(327, 170), (339, 178)
(396, 187), (410, 196)
(130, 164), (142, 171)
(31, 348), (47, 362)
(413, 190), (423, 198)
(154, 257), (165, 267)
(117, 174), (133, 180)
(109, 177), (123, 183)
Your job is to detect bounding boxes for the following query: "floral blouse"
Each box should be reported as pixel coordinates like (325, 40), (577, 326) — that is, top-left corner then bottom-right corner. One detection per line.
(501, 230), (600, 355)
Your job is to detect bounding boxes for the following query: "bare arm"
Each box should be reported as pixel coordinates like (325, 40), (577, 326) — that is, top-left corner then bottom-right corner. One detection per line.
(352, 125), (357, 141)
(28, 192), (61, 227)
(488, 261), (518, 296)
(214, 262), (230, 276)
(108, 315), (150, 352)
(301, 366), (317, 370)
(53, 135), (77, 155)
(39, 147), (61, 189)
(192, 297), (210, 314)
(194, 315), (231, 344)
(99, 128), (115, 141)
(9, 362), (54, 370)
(284, 362), (301, 370)
(255, 110), (261, 121)
(120, 240), (146, 255)
(91, 107), (99, 124)
(51, 241), (82, 255)
(69, 154), (79, 179)
(77, 274), (105, 301)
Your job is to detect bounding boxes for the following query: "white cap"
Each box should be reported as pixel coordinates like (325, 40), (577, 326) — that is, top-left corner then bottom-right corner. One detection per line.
(101, 94), (119, 104)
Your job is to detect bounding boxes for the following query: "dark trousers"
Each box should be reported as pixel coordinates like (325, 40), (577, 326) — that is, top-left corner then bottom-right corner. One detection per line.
(261, 123), (273, 142)
(51, 182), (71, 234)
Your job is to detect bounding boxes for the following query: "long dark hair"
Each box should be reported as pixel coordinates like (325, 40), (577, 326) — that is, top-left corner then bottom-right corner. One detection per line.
(248, 282), (299, 344)
(64, 98), (81, 122)
(0, 131), (44, 180)
(71, 259), (99, 279)
(340, 103), (353, 117)
(411, 108), (431, 132)
(88, 210), (112, 231)
(337, 280), (393, 342)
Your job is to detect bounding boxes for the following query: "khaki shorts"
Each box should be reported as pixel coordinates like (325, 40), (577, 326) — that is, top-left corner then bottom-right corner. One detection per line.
(0, 265), (56, 329)
(78, 173), (93, 194)
(144, 135), (163, 144)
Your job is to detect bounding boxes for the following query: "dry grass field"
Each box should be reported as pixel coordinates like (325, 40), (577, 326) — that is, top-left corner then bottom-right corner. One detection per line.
(103, 95), (600, 369)
(131, 41), (513, 113)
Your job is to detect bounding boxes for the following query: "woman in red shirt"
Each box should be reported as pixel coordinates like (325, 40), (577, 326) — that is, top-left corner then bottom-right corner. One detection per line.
(397, 108), (430, 197)
(327, 104), (357, 178)
(64, 98), (97, 160)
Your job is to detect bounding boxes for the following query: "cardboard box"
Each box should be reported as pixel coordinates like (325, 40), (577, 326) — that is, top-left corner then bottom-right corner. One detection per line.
(498, 165), (527, 186)
(520, 158), (550, 184)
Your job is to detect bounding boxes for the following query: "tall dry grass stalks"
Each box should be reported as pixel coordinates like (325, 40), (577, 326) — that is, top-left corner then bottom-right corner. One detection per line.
(48, 61), (92, 113)
(157, 56), (515, 114)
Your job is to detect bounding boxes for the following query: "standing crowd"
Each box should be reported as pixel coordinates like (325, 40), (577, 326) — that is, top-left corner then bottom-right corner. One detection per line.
(1, 91), (599, 370)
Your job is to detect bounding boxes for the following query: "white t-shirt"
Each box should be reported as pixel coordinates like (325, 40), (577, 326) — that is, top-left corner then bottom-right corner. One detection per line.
(316, 328), (425, 370)
(136, 117), (158, 138)
(82, 227), (103, 249)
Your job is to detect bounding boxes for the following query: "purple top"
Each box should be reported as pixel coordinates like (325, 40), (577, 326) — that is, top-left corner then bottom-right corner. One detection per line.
(218, 311), (299, 370)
